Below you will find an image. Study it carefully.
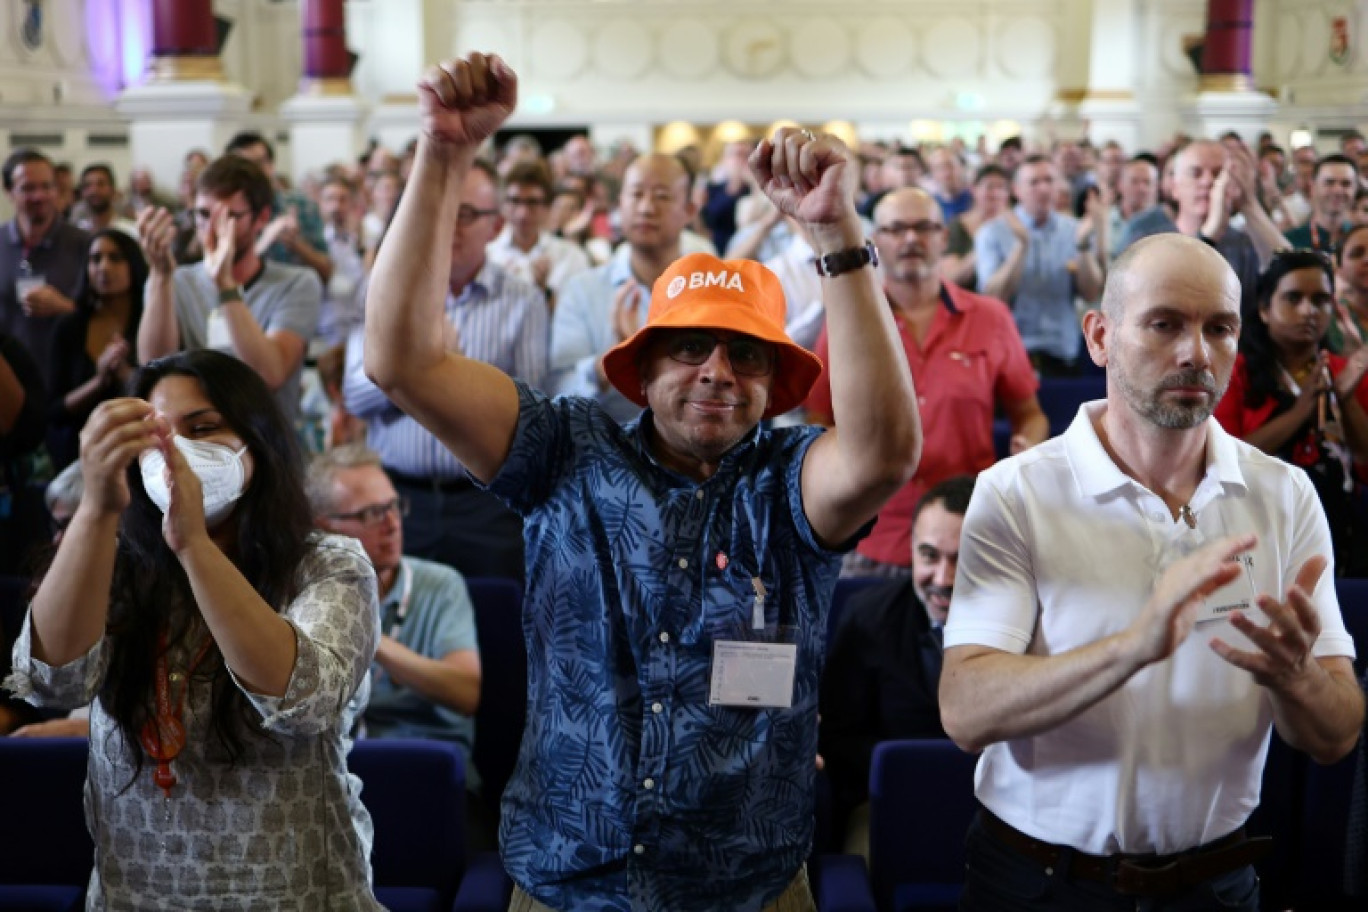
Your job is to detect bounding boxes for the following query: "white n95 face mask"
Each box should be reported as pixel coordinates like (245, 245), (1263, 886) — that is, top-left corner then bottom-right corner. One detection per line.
(140, 435), (250, 526)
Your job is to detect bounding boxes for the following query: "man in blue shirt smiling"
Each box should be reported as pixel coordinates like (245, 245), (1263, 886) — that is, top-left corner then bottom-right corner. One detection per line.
(364, 53), (921, 912)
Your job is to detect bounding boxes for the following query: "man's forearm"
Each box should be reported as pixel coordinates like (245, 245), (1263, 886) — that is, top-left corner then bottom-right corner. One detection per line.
(1269, 657), (1363, 764)
(941, 636), (1146, 753)
(366, 140), (469, 390)
(984, 243), (1026, 303)
(289, 238), (334, 284)
(219, 303), (296, 390)
(137, 271), (181, 363)
(375, 638), (480, 714)
(1240, 200), (1292, 268)
(1075, 250), (1105, 303)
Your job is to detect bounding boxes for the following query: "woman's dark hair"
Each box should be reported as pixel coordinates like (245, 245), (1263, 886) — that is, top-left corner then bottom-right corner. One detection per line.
(100, 350), (314, 783)
(1336, 222), (1368, 267)
(1241, 249), (1336, 408)
(74, 229), (149, 318)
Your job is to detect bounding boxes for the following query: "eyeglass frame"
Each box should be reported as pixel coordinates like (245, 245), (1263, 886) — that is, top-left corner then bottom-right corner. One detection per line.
(327, 496), (410, 528)
(457, 205), (500, 226)
(873, 219), (945, 238)
(658, 329), (778, 377)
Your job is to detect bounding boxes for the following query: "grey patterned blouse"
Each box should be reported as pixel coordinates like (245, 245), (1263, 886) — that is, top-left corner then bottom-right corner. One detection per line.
(6, 533), (384, 911)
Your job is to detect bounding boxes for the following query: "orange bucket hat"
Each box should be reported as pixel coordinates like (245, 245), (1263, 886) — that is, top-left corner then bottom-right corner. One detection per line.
(601, 252), (824, 418)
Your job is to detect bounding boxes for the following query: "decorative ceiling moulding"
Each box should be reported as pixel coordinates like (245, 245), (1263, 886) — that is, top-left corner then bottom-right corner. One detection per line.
(854, 17), (917, 79)
(994, 17), (1055, 80)
(921, 17), (981, 80)
(529, 20), (589, 80)
(1273, 10), (1304, 81)
(658, 20), (718, 80)
(789, 18), (851, 80)
(592, 21), (653, 80)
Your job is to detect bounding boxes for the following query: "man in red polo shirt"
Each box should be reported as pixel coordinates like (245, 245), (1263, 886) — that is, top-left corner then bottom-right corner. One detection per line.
(808, 187), (1047, 577)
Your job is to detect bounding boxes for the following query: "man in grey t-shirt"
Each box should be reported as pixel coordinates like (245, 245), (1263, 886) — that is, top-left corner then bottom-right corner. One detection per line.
(137, 156), (319, 427)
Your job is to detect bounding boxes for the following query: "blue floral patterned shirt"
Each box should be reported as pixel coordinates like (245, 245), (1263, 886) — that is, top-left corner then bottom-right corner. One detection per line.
(487, 382), (849, 911)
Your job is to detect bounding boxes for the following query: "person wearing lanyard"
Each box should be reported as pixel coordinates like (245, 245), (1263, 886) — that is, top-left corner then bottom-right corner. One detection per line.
(943, 235), (1362, 911)
(1215, 248), (1368, 575)
(0, 148), (90, 390)
(306, 443), (483, 836)
(1284, 155), (1359, 254)
(6, 349), (382, 909)
(362, 53), (920, 912)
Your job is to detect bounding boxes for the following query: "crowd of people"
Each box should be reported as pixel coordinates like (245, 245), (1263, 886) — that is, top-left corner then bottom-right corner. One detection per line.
(0, 47), (1366, 910)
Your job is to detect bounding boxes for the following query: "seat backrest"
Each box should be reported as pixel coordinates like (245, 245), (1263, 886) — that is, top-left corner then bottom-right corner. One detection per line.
(828, 578), (885, 649)
(0, 575), (29, 643)
(1036, 376), (1106, 436)
(466, 578), (527, 810)
(1335, 579), (1368, 675)
(349, 739), (466, 906)
(0, 737), (93, 886)
(868, 739), (978, 910)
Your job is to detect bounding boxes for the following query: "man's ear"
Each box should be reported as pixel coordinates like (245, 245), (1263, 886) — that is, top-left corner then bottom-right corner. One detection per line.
(1081, 308), (1109, 369)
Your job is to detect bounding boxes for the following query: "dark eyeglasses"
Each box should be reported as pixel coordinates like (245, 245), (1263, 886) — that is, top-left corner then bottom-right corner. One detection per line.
(874, 220), (944, 237)
(457, 205), (499, 225)
(329, 496), (409, 527)
(662, 331), (776, 377)
(503, 195), (547, 209)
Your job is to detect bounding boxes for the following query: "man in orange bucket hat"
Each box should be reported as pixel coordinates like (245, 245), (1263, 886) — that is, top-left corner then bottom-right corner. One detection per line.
(364, 51), (921, 912)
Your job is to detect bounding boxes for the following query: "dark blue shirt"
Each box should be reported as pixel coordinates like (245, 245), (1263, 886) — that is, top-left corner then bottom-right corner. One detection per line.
(487, 382), (847, 911)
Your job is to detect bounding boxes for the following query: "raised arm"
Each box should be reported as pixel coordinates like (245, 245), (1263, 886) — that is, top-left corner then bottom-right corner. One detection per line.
(750, 130), (920, 547)
(136, 207), (182, 363)
(364, 53), (522, 483)
(28, 399), (159, 666)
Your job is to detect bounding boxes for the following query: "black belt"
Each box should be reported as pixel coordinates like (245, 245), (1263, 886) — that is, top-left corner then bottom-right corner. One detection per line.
(980, 810), (1271, 896)
(386, 468), (475, 494)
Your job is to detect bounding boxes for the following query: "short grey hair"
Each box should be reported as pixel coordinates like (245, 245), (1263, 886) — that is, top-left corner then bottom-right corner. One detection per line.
(304, 443), (384, 516)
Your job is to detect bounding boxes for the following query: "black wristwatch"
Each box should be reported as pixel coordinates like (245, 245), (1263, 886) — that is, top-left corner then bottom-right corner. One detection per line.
(814, 240), (879, 278)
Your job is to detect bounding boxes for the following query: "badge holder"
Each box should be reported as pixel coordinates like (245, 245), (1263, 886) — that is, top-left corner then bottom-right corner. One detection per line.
(708, 576), (799, 710)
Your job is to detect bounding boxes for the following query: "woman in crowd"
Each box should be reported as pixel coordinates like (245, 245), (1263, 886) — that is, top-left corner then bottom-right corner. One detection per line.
(5, 349), (382, 910)
(1330, 221), (1368, 354)
(940, 164), (1011, 290)
(46, 229), (147, 470)
(1215, 248), (1368, 575)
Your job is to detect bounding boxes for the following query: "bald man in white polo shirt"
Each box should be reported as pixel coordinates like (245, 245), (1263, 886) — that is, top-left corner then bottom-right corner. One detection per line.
(940, 233), (1363, 911)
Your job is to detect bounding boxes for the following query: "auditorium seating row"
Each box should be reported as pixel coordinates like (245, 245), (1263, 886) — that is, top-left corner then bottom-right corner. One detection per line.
(2, 578), (1366, 910)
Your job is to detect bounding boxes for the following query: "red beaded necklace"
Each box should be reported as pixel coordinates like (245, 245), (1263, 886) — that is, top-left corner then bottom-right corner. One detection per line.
(138, 628), (214, 798)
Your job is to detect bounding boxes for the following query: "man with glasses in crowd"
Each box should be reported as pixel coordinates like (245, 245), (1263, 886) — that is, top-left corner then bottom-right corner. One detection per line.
(344, 157), (547, 583)
(808, 187), (1045, 578)
(306, 445), (481, 761)
(137, 155), (320, 428)
(364, 52), (920, 911)
(486, 160), (590, 310)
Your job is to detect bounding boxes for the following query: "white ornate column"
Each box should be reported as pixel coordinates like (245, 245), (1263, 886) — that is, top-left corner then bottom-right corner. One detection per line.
(116, 0), (249, 192)
(1076, 0), (1144, 150)
(280, 0), (368, 184)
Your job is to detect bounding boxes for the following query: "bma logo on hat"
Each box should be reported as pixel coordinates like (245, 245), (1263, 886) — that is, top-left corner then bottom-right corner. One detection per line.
(667, 276), (687, 299)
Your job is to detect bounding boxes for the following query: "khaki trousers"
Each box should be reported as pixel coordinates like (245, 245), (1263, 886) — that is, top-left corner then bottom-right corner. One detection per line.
(508, 866), (816, 912)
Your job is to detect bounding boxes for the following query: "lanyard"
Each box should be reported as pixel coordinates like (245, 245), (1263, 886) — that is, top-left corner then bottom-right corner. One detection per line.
(1280, 364), (1354, 492)
(139, 628), (214, 798)
(384, 560), (413, 636)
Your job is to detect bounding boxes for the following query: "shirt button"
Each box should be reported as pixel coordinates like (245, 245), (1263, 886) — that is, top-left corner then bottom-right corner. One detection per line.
(643, 778), (655, 790)
(694, 489), (704, 500)
(659, 632), (670, 644)
(651, 702), (663, 714)
(633, 844), (646, 855)
(677, 558), (689, 569)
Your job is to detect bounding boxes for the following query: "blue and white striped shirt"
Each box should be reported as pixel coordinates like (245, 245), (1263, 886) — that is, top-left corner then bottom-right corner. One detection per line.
(343, 261), (549, 478)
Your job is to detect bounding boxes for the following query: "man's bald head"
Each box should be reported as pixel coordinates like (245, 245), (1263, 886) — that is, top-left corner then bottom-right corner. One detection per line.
(873, 186), (943, 226)
(872, 188), (946, 284)
(1101, 233), (1240, 322)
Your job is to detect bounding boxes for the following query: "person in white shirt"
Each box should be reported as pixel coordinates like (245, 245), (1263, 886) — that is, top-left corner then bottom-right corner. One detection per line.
(486, 161), (590, 311)
(940, 232), (1363, 911)
(316, 175), (367, 349)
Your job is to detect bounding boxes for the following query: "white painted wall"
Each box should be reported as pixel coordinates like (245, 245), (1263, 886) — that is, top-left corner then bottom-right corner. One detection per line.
(0, 0), (1366, 207)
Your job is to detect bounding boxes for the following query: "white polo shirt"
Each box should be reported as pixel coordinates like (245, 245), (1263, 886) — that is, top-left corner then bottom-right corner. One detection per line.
(945, 401), (1355, 856)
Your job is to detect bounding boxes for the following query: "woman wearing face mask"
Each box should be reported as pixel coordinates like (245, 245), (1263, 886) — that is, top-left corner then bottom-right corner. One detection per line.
(4, 349), (383, 910)
(1215, 249), (1368, 575)
(46, 229), (148, 470)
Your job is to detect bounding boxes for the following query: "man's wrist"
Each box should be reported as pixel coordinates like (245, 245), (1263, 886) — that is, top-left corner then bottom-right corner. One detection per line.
(217, 285), (244, 306)
(806, 214), (866, 254)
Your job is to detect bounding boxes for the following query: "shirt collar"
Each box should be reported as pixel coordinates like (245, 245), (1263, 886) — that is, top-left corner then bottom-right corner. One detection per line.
(1064, 400), (1247, 500)
(450, 260), (497, 306)
(607, 243), (636, 287)
(1013, 203), (1055, 231)
(627, 410), (765, 485)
